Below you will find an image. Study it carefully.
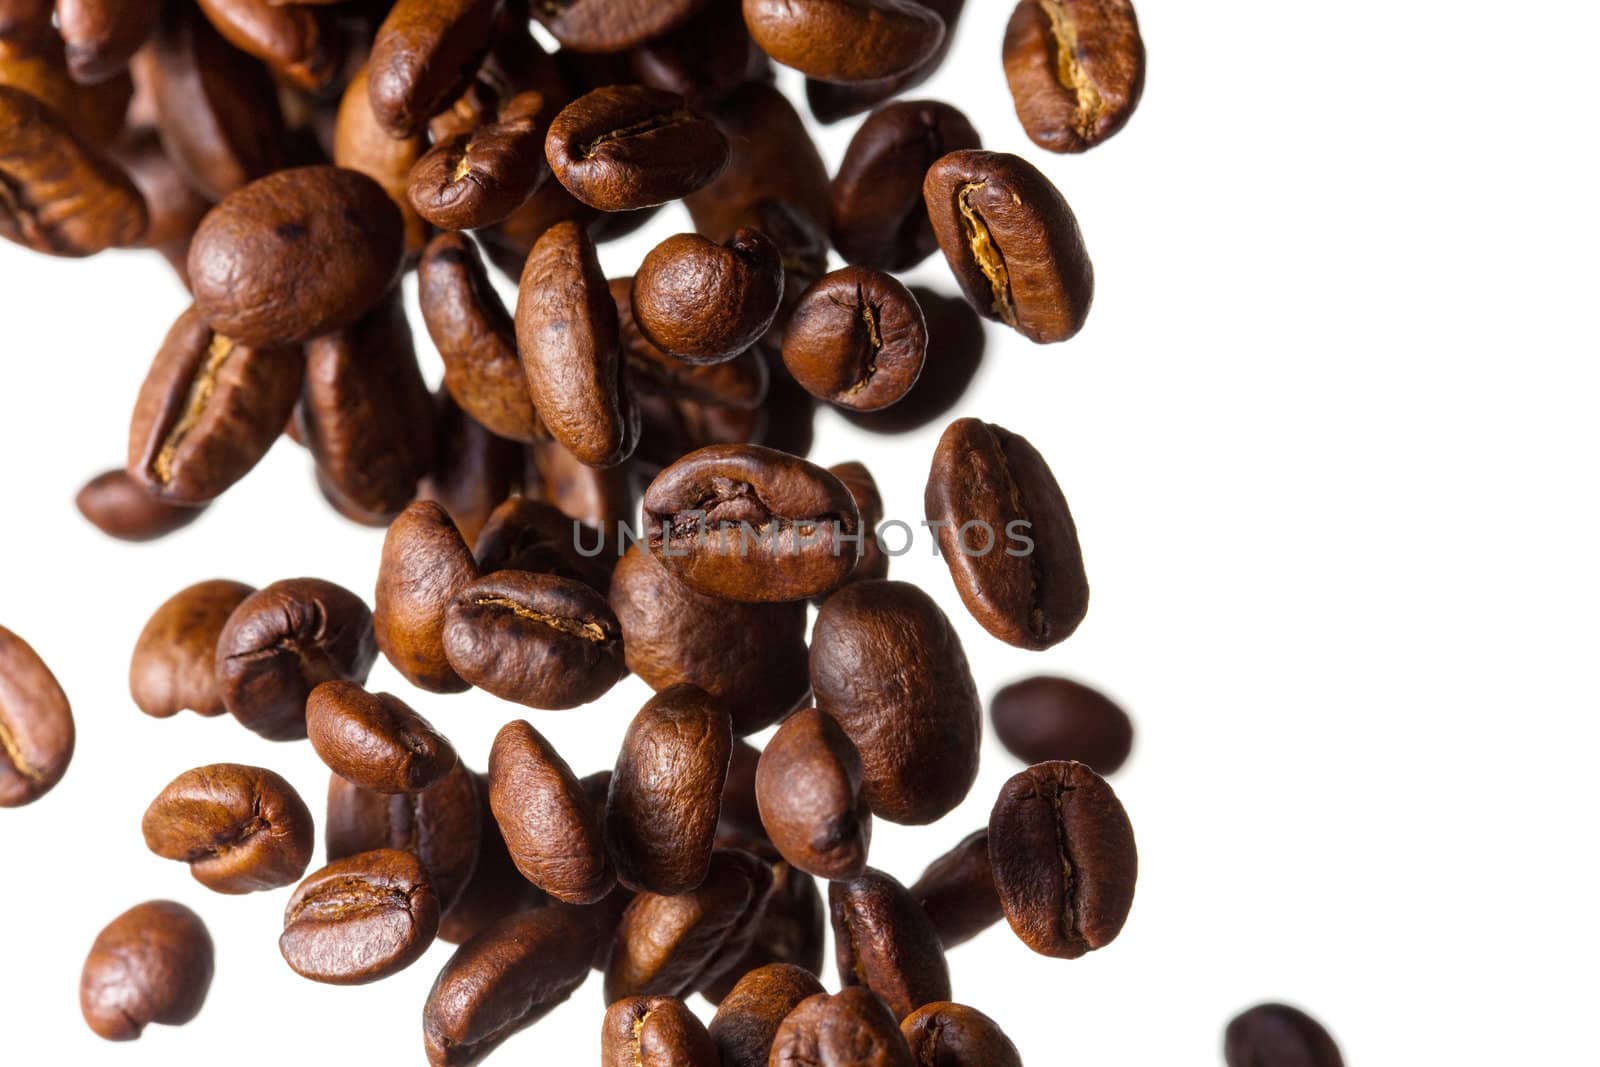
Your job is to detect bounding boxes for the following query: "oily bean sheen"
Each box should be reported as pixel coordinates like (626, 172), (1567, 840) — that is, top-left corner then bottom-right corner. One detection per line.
(141, 763), (315, 893)
(782, 268), (926, 412)
(442, 571), (626, 709)
(642, 444), (861, 603)
(188, 166), (404, 347)
(368, 0), (498, 139)
(829, 100), (980, 271)
(129, 579), (254, 719)
(805, 0), (967, 123)
(279, 848), (440, 984)
(607, 685), (733, 895)
(829, 868), (950, 1020)
(756, 707), (871, 880)
(75, 469), (207, 542)
(306, 681), (457, 795)
(423, 907), (598, 1067)
(741, 0), (945, 83)
(334, 64), (430, 260)
(488, 720), (612, 904)
(926, 418), (1089, 650)
(0, 625), (74, 807)
(827, 462), (888, 586)
(901, 1002), (1023, 1067)
(988, 760), (1137, 959)
(514, 219), (639, 468)
(810, 580), (980, 825)
(410, 90), (552, 231)
(192, 0), (342, 93)
(991, 675), (1133, 775)
(374, 500), (478, 694)
(56, 0), (156, 83)
(602, 996), (720, 1067)
(632, 229), (783, 364)
(532, 0), (703, 53)
(1003, 0), (1145, 154)
(1224, 1003), (1345, 1067)
(440, 772), (549, 945)
(908, 829), (1002, 950)
(546, 85), (728, 213)
(924, 149), (1093, 344)
(80, 902), (213, 1041)
(708, 962), (826, 1067)
(770, 987), (914, 1067)
(215, 578), (377, 741)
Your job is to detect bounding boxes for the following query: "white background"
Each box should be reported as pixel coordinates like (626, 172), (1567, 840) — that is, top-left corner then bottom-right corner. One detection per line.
(4, 0), (1599, 1062)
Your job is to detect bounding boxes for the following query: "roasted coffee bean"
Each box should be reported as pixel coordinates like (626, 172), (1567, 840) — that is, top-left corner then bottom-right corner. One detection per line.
(280, 848), (440, 985)
(607, 685), (732, 895)
(0, 625), (74, 807)
(684, 81), (829, 243)
(700, 856), (824, 1002)
(756, 708), (870, 880)
(924, 149), (1093, 344)
(572, 767), (638, 969)
(991, 675), (1133, 774)
(1003, 0), (1145, 153)
(410, 90), (552, 230)
(829, 100), (980, 271)
(988, 760), (1137, 958)
(829, 868), (949, 1020)
(805, 0), (967, 123)
(472, 495), (612, 589)
(514, 219), (639, 468)
(421, 391), (526, 545)
(709, 962), (826, 1067)
(632, 229), (783, 364)
(0, 31), (132, 147)
(602, 996), (720, 1067)
(307, 681), (457, 795)
(335, 63), (430, 258)
(367, 0), (496, 138)
(1224, 1003), (1345, 1067)
(841, 287), (984, 434)
(215, 577), (378, 741)
(769, 986), (914, 1067)
(326, 759), (482, 913)
(444, 570), (626, 709)
(374, 500), (478, 694)
(0, 84), (147, 256)
(107, 128), (212, 283)
(901, 1002), (1022, 1067)
(488, 719), (612, 904)
(810, 580), (979, 824)
(440, 772), (549, 945)
(546, 85), (727, 213)
(824, 462), (887, 586)
(75, 468), (207, 541)
(718, 739), (765, 841)
(142, 763), (315, 893)
(742, 0), (945, 83)
(423, 907), (598, 1067)
(189, 166), (404, 347)
(532, 0), (703, 53)
(419, 232), (541, 444)
(630, 0), (764, 108)
(907, 829), (1001, 950)
(80, 901), (213, 1041)
(129, 579), (254, 718)
(643, 444), (860, 603)
(616, 275), (770, 410)
(53, 0), (154, 82)
(782, 268), (926, 411)
(525, 435), (637, 530)
(193, 0), (341, 92)
(925, 418), (1089, 649)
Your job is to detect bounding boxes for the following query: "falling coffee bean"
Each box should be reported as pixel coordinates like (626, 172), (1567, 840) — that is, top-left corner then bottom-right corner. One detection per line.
(991, 674), (1134, 774)
(279, 848), (441, 985)
(0, 624), (75, 807)
(1003, 0), (1146, 154)
(80, 901), (213, 1041)
(306, 681), (458, 795)
(141, 763), (315, 893)
(129, 579), (255, 719)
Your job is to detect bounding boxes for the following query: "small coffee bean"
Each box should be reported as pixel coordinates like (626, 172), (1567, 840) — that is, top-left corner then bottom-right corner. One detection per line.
(991, 675), (1133, 774)
(141, 763), (315, 893)
(410, 90), (553, 230)
(546, 85), (727, 213)
(472, 495), (612, 589)
(630, 0), (765, 108)
(840, 287), (984, 435)
(80, 901), (213, 1041)
(279, 848), (440, 984)
(901, 1002), (1022, 1067)
(987, 760), (1137, 958)
(189, 166), (403, 347)
(75, 468), (207, 542)
(334, 63), (430, 257)
(215, 577), (377, 741)
(55, 0), (154, 82)
(307, 681), (457, 794)
(1003, 0), (1145, 153)
(756, 707), (871, 880)
(442, 570), (627, 709)
(684, 82), (829, 244)
(700, 855), (824, 1002)
(829, 868), (950, 1020)
(616, 275), (771, 411)
(907, 829), (1001, 950)
(709, 962), (826, 1067)
(632, 229), (783, 364)
(607, 684), (733, 895)
(602, 996), (720, 1067)
(804, 0), (967, 123)
(0, 625), (74, 807)
(439, 771), (549, 945)
(829, 100), (980, 271)
(741, 0), (946, 83)
(367, 0), (498, 138)
(825, 462), (888, 586)
(923, 149), (1093, 344)
(532, 0), (703, 53)
(192, 0), (342, 92)
(925, 418), (1089, 649)
(810, 580), (980, 825)
(420, 390), (526, 545)
(1224, 1003), (1345, 1067)
(782, 268), (926, 411)
(129, 579), (254, 718)
(488, 719), (613, 903)
(769, 986), (914, 1067)
(374, 500), (478, 694)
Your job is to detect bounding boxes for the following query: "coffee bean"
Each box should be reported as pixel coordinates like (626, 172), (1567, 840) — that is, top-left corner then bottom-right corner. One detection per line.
(439, 771), (549, 945)
(907, 829), (1001, 950)
(488, 719), (613, 903)
(900, 1002), (1022, 1067)
(54, 0), (154, 82)
(805, 0), (967, 123)
(829, 100), (980, 271)
(75, 468), (207, 542)
(810, 580), (980, 824)
(824, 462), (888, 587)
(189, 166), (403, 347)
(334, 63), (430, 258)
(607, 684), (733, 895)
(709, 962), (826, 1067)
(756, 707), (871, 880)
(700, 855), (824, 1002)
(0, 29), (133, 147)
(782, 267), (926, 411)
(829, 867), (950, 1020)
(987, 759), (1137, 958)
(546, 85), (727, 213)
(280, 848), (441, 984)
(602, 995), (720, 1067)
(420, 391), (526, 544)
(194, 0), (341, 91)
(472, 495), (613, 589)
(142, 763), (315, 892)
(925, 417), (1089, 649)
(769, 986), (914, 1067)
(410, 90), (553, 230)
(307, 681), (457, 794)
(106, 127), (213, 284)
(79, 901), (213, 1041)
(129, 579), (254, 718)
(991, 675), (1133, 774)
(215, 577), (377, 741)
(840, 287), (984, 434)
(0, 625), (74, 807)
(630, 0), (765, 108)
(367, 0), (498, 138)
(532, 0), (703, 53)
(742, 0), (946, 83)
(442, 570), (627, 709)
(1003, 0), (1145, 153)
(423, 906), (598, 1067)
(718, 739), (766, 841)
(1224, 1003), (1345, 1067)
(632, 229), (784, 363)
(923, 149), (1093, 344)
(524, 435), (638, 530)
(374, 500), (478, 694)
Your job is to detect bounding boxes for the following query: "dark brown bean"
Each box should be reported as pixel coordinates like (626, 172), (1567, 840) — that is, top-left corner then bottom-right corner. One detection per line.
(829, 868), (949, 1021)
(602, 995), (720, 1067)
(192, 0), (342, 92)
(525, 435), (637, 530)
(632, 229), (783, 364)
(824, 462), (888, 587)
(306, 681), (457, 794)
(141, 763), (315, 892)
(741, 0), (945, 83)
(410, 90), (552, 230)
(718, 739), (765, 842)
(439, 772), (549, 945)
(1003, 0), (1145, 153)
(488, 719), (613, 904)
(129, 579), (254, 719)
(709, 962), (826, 1067)
(106, 127), (212, 284)
(901, 1002), (1022, 1067)
(367, 0), (497, 138)
(756, 708), (870, 880)
(80, 902), (213, 1041)
(630, 0), (765, 108)
(841, 287), (984, 435)
(700, 855), (824, 1002)
(0, 30), (132, 146)
(532, 0), (704, 53)
(75, 468), (207, 541)
(769, 987), (914, 1067)
(805, 0), (967, 123)
(374, 500), (478, 694)
(55, 0), (155, 82)
(546, 85), (727, 213)
(1225, 1003), (1345, 1067)
(0, 625), (74, 807)
(907, 829), (1002, 950)
(782, 268), (926, 411)
(472, 495), (612, 589)
(280, 848), (440, 984)
(616, 275), (770, 410)
(420, 391), (526, 545)
(991, 675), (1133, 774)
(334, 63), (430, 258)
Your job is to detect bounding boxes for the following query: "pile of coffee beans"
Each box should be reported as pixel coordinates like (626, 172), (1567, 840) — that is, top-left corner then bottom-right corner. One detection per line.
(2, 0), (1346, 1062)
